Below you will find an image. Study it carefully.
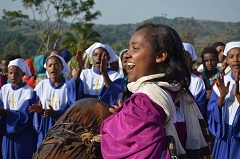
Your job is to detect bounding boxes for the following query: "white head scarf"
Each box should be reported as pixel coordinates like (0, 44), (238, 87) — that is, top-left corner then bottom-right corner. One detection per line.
(223, 41), (240, 56)
(118, 49), (128, 77)
(8, 58), (32, 76)
(45, 54), (70, 78)
(183, 43), (197, 61)
(85, 42), (118, 64)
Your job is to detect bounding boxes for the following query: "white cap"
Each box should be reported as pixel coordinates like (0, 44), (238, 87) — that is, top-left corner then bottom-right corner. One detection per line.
(85, 42), (118, 64)
(8, 58), (32, 76)
(223, 41), (240, 56)
(183, 43), (197, 61)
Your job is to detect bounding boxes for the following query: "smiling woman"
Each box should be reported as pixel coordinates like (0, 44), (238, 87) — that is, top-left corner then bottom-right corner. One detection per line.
(100, 22), (211, 159)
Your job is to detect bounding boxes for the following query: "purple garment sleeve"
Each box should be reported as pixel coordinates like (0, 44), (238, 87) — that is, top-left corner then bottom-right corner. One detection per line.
(101, 93), (170, 159)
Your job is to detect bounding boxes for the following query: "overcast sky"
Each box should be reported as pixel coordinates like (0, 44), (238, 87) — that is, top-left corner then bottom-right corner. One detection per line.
(0, 0), (239, 25)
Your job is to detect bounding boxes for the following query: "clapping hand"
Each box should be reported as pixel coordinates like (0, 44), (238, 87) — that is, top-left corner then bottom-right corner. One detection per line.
(100, 52), (108, 74)
(216, 73), (230, 107)
(233, 71), (240, 103)
(44, 105), (58, 117)
(29, 101), (43, 114)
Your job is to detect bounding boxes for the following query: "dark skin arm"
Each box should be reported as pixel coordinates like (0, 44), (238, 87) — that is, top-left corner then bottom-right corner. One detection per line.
(29, 101), (58, 117)
(100, 52), (112, 88)
(43, 105), (58, 117)
(220, 59), (228, 76)
(29, 101), (43, 114)
(74, 49), (85, 84)
(233, 71), (240, 103)
(109, 99), (123, 114)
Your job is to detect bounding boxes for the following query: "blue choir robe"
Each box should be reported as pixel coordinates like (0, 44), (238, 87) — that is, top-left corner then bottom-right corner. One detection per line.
(33, 78), (74, 148)
(77, 68), (125, 105)
(189, 73), (206, 116)
(0, 82), (37, 159)
(208, 73), (240, 159)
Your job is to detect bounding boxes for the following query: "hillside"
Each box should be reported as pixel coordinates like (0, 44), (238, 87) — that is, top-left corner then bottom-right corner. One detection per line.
(0, 16), (239, 59)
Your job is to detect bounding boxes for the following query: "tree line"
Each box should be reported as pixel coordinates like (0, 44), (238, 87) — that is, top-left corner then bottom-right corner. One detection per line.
(0, 16), (239, 60)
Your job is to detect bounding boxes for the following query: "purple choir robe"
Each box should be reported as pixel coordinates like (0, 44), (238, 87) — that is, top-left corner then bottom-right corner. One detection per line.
(101, 93), (170, 159)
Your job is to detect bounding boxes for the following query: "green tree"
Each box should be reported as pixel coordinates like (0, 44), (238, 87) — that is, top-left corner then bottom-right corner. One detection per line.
(2, 0), (101, 55)
(61, 22), (100, 54)
(4, 39), (21, 56)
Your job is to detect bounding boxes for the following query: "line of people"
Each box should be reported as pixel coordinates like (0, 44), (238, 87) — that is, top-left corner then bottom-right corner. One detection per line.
(0, 22), (239, 159)
(0, 45), (125, 159)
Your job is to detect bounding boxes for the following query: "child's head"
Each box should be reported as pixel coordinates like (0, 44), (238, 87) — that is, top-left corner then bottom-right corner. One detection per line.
(183, 43), (197, 70)
(125, 23), (190, 88)
(201, 47), (219, 72)
(8, 59), (31, 87)
(86, 42), (118, 71)
(92, 47), (110, 71)
(183, 43), (197, 62)
(110, 60), (119, 72)
(212, 42), (225, 63)
(1, 55), (15, 74)
(45, 55), (65, 81)
(223, 42), (240, 74)
(50, 49), (62, 56)
(119, 49), (128, 77)
(183, 50), (193, 71)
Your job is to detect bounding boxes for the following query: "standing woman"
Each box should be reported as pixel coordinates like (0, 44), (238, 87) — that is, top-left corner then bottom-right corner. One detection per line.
(208, 41), (240, 159)
(101, 23), (210, 158)
(29, 54), (73, 148)
(0, 59), (37, 159)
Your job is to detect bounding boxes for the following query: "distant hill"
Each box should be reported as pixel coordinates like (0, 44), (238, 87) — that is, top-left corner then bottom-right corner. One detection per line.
(94, 16), (240, 55)
(0, 16), (239, 59)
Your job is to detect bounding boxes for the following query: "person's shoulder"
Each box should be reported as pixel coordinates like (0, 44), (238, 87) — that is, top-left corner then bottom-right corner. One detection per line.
(108, 70), (123, 78)
(23, 83), (34, 90)
(34, 79), (49, 88)
(197, 64), (204, 72)
(81, 68), (92, 76)
(191, 73), (204, 82)
(1, 83), (11, 90)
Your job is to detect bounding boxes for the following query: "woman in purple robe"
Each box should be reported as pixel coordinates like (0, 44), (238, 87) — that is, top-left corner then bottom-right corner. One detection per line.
(100, 23), (192, 159)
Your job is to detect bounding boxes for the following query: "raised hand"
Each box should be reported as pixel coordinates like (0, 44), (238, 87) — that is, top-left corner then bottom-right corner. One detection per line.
(233, 71), (240, 103)
(100, 52), (108, 74)
(220, 59), (228, 76)
(76, 49), (85, 70)
(29, 101), (43, 114)
(216, 73), (230, 107)
(74, 49), (85, 82)
(43, 105), (58, 117)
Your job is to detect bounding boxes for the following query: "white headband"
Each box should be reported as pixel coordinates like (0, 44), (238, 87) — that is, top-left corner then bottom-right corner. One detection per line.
(85, 42), (118, 64)
(223, 41), (240, 56)
(183, 43), (197, 61)
(8, 58), (32, 76)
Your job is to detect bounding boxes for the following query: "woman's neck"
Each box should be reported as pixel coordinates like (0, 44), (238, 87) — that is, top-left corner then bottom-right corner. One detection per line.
(50, 77), (63, 86)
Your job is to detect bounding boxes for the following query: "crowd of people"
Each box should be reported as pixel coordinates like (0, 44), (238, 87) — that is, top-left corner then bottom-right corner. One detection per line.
(0, 22), (239, 159)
